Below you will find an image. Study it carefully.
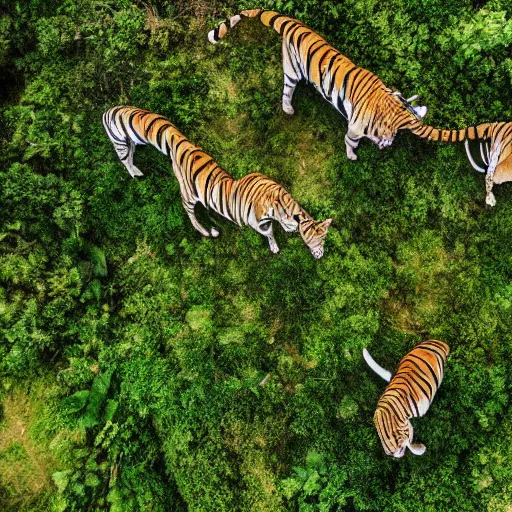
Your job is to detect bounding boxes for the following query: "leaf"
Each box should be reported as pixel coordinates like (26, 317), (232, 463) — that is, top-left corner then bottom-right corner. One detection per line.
(6, 221), (21, 230)
(88, 245), (107, 277)
(52, 470), (72, 493)
(62, 390), (90, 413)
(303, 471), (322, 495)
(89, 279), (102, 302)
(85, 472), (101, 487)
(293, 466), (308, 480)
(103, 399), (118, 422)
(82, 368), (113, 428)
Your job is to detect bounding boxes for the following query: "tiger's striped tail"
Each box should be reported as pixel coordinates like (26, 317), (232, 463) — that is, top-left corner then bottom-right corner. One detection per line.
(208, 9), (286, 44)
(410, 120), (496, 145)
(410, 121), (498, 175)
(409, 121), (469, 143)
(363, 349), (392, 383)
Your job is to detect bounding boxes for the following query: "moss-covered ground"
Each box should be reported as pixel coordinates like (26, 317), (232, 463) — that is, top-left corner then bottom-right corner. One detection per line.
(1, 1), (512, 510)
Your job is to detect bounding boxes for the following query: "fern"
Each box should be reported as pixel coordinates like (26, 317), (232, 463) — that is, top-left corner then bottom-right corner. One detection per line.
(82, 368), (114, 429)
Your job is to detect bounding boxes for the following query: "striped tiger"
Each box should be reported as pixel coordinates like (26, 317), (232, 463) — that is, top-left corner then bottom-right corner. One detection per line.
(410, 121), (512, 206)
(363, 340), (449, 458)
(208, 9), (427, 160)
(102, 106), (332, 258)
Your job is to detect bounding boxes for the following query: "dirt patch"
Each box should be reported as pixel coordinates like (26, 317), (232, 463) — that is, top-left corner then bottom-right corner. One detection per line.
(0, 390), (56, 507)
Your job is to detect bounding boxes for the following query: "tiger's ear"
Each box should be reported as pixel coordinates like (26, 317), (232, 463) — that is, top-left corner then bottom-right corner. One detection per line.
(413, 106), (427, 119)
(320, 218), (333, 230)
(408, 443), (426, 456)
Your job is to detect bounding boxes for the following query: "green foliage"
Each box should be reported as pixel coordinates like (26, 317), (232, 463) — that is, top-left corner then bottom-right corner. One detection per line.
(444, 10), (512, 66)
(1, 0), (512, 510)
(0, 16), (11, 67)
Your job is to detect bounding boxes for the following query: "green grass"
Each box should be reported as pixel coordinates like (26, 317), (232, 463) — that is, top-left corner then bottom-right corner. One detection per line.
(1, 0), (512, 510)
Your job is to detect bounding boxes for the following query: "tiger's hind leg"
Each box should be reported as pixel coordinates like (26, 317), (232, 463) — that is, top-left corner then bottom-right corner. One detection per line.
(113, 139), (144, 178)
(485, 144), (502, 207)
(182, 199), (212, 237)
(282, 42), (301, 115)
(486, 171), (496, 207)
(263, 222), (280, 254)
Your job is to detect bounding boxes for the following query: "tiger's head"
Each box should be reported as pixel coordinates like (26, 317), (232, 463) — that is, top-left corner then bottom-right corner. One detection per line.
(374, 411), (426, 458)
(370, 91), (428, 150)
(390, 90), (428, 123)
(297, 217), (332, 259)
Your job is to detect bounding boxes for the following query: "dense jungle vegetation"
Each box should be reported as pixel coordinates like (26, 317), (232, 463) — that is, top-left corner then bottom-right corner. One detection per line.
(1, 0), (512, 510)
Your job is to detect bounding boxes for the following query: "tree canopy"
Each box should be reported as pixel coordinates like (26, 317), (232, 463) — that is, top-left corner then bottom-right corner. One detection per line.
(1, 0), (512, 510)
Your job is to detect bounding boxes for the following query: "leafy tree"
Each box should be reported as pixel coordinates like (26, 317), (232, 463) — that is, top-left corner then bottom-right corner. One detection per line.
(1, 0), (512, 510)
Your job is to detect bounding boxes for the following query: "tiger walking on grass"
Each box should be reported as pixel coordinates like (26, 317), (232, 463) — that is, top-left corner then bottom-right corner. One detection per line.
(103, 106), (332, 258)
(363, 340), (449, 458)
(209, 9), (428, 160)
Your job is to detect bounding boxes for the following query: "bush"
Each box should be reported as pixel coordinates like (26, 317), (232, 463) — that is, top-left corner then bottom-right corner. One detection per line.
(1, 0), (512, 510)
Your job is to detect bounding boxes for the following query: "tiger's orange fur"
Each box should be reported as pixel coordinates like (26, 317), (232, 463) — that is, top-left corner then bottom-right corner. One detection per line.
(364, 340), (449, 458)
(103, 106), (332, 257)
(209, 9), (427, 160)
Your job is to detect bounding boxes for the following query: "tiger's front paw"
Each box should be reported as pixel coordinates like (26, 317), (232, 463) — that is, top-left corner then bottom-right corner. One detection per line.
(129, 165), (144, 177)
(269, 241), (280, 254)
(210, 228), (220, 237)
(346, 150), (358, 161)
(486, 193), (496, 207)
(282, 104), (295, 115)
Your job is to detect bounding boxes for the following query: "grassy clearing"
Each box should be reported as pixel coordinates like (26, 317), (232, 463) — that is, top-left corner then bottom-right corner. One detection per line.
(0, 382), (59, 510)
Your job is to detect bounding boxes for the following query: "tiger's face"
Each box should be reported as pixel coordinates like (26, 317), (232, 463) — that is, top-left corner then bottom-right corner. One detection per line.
(368, 118), (398, 150)
(299, 218), (332, 259)
(375, 413), (426, 458)
(371, 93), (428, 150)
(374, 410), (409, 458)
(390, 424), (411, 458)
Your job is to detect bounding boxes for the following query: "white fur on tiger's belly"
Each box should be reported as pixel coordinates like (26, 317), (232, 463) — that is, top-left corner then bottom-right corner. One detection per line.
(343, 99), (353, 120)
(416, 396), (431, 417)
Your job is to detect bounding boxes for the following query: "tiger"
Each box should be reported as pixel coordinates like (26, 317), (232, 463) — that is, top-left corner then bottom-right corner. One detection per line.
(363, 339), (449, 458)
(208, 9), (428, 160)
(410, 120), (512, 206)
(102, 106), (332, 258)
